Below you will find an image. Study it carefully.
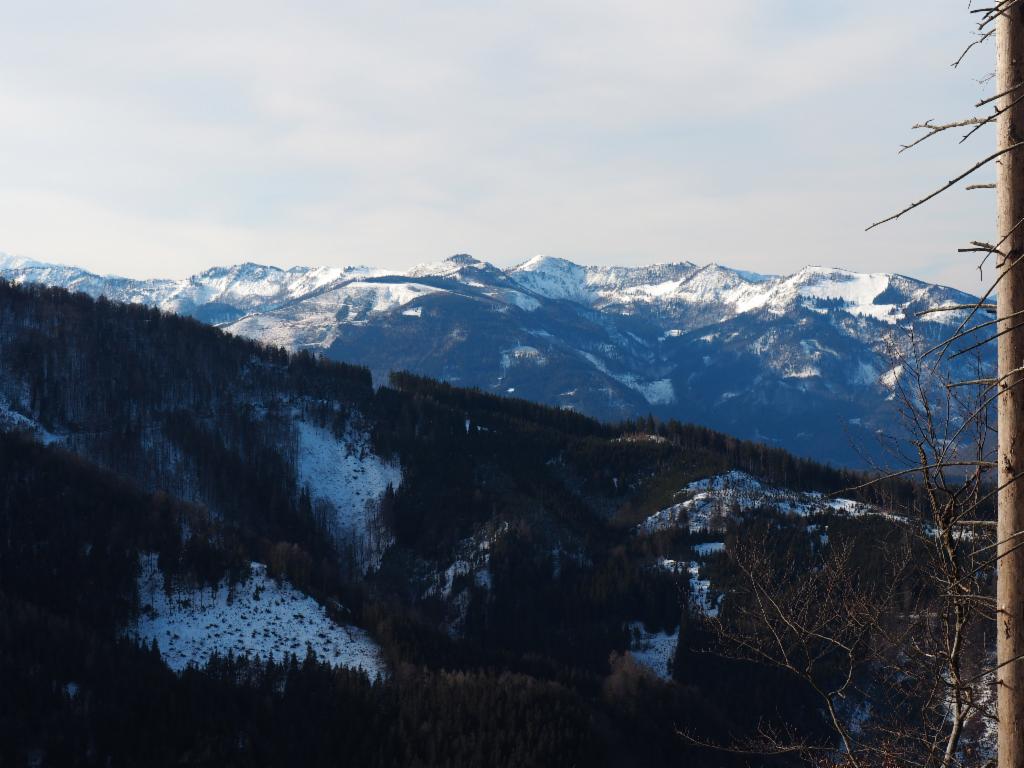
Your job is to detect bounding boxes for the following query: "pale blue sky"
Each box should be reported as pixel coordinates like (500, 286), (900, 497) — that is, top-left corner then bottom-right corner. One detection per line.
(0, 1), (997, 291)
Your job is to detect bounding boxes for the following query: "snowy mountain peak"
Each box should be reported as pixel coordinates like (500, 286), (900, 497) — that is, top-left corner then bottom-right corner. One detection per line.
(0, 252), (36, 269)
(684, 262), (763, 290)
(764, 266), (952, 324)
(0, 251), (977, 332)
(508, 255), (592, 302)
(788, 265), (891, 293)
(193, 262), (287, 281)
(406, 253), (504, 282)
(513, 254), (584, 274)
(709, 263), (774, 284)
(585, 262), (698, 291)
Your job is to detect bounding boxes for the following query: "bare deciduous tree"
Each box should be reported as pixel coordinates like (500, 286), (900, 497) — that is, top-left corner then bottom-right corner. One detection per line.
(682, 3), (1024, 763)
(868, 3), (1024, 764)
(691, 322), (999, 768)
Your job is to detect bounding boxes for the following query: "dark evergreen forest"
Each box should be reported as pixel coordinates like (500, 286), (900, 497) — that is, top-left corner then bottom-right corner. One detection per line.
(0, 280), (926, 766)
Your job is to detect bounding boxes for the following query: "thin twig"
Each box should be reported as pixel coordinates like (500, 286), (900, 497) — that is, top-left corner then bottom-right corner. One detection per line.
(953, 29), (995, 68)
(977, 80), (1024, 108)
(900, 118), (991, 154)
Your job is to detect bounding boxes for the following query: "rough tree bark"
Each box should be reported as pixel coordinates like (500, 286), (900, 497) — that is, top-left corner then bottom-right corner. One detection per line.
(997, 6), (1024, 767)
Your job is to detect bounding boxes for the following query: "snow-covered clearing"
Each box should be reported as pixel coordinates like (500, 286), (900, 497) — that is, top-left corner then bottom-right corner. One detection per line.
(500, 345), (547, 371)
(687, 561), (719, 617)
(693, 542), (725, 557)
(658, 558), (719, 618)
(419, 522), (518, 636)
(339, 281), (443, 315)
(423, 526), (502, 597)
(628, 621), (677, 681)
(579, 351), (676, 405)
(638, 470), (877, 534)
(295, 420), (401, 572)
(0, 400), (61, 445)
(133, 555), (385, 676)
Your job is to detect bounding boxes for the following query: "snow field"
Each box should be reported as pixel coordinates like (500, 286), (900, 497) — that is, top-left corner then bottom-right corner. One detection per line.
(638, 470), (876, 535)
(133, 554), (385, 677)
(628, 621), (678, 681)
(295, 420), (401, 572)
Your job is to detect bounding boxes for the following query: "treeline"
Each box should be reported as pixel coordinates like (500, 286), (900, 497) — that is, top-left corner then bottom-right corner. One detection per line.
(0, 280), (373, 433)
(387, 370), (613, 438)
(2, 618), (767, 768)
(649, 418), (913, 503)
(0, 432), (239, 636)
(0, 280), (378, 590)
(2, 628), (606, 768)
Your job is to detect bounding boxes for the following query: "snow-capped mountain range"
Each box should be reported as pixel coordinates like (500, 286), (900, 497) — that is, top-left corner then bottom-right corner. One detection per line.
(0, 252), (986, 465)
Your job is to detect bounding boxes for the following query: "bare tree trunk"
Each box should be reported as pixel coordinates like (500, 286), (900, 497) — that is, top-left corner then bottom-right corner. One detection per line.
(997, 7), (1024, 767)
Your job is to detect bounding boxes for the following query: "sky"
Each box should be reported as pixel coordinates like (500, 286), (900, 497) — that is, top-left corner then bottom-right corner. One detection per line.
(0, 1), (999, 292)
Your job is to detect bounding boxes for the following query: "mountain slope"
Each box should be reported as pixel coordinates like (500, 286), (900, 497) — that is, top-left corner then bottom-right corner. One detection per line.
(0, 252), (987, 466)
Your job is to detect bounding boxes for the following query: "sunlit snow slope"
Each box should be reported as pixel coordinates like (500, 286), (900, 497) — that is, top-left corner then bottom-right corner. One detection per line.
(133, 555), (385, 676)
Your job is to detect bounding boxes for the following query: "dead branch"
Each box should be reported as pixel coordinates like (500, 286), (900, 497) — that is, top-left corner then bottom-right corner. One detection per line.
(866, 143), (1024, 231)
(953, 29), (995, 68)
(901, 119), (991, 154)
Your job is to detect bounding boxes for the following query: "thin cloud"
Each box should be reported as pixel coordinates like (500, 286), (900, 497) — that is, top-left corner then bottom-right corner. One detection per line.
(0, 1), (995, 289)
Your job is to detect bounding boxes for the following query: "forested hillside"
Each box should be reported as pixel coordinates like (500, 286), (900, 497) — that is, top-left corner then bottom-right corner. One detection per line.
(0, 279), (931, 766)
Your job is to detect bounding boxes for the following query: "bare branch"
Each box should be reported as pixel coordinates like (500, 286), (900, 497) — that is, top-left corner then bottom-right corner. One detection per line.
(979, 0), (1024, 29)
(900, 118), (991, 154)
(953, 29), (995, 67)
(866, 142), (1024, 231)
(916, 303), (997, 317)
(976, 79), (1024, 108)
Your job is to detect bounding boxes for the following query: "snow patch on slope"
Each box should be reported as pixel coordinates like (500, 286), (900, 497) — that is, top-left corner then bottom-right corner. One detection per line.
(638, 470), (876, 534)
(133, 555), (385, 676)
(0, 400), (62, 445)
(628, 622), (677, 681)
(295, 420), (401, 572)
(687, 561), (719, 617)
(225, 280), (446, 349)
(168, 264), (353, 312)
(580, 351), (675, 405)
(493, 289), (541, 312)
(343, 281), (442, 314)
(422, 521), (512, 636)
(658, 558), (719, 617)
(500, 345), (548, 371)
(693, 542), (725, 557)
(760, 267), (924, 324)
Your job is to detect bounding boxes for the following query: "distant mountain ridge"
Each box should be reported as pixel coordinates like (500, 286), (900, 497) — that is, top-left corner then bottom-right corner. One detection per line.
(0, 251), (986, 466)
